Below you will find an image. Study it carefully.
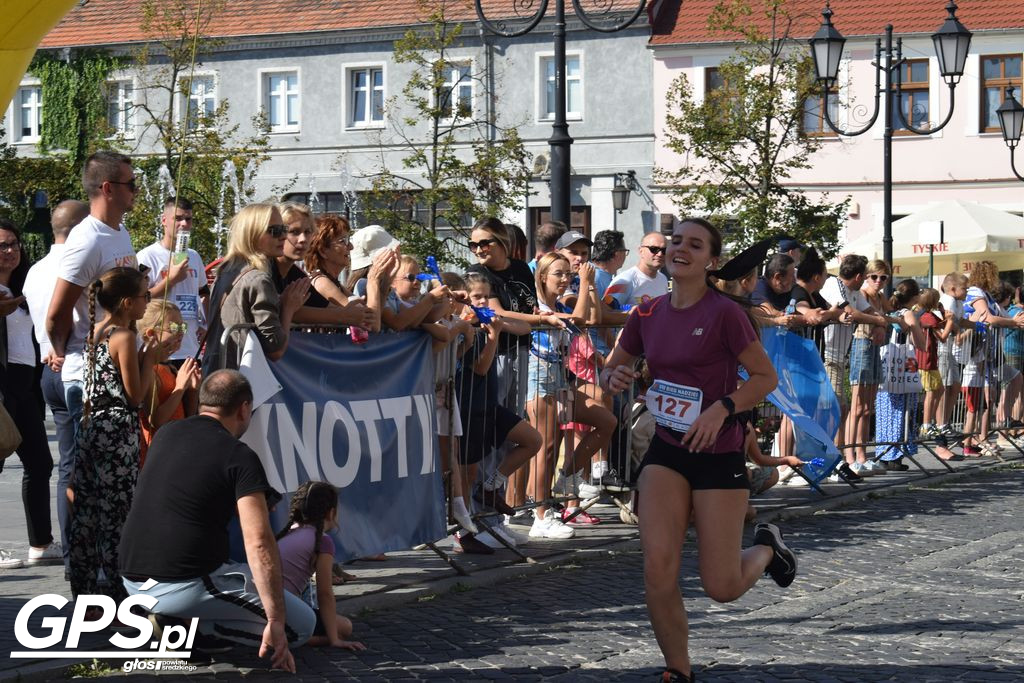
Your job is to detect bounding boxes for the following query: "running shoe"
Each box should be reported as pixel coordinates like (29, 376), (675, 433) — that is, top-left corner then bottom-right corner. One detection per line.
(660, 669), (694, 682)
(753, 522), (797, 588)
(883, 459), (909, 472)
(600, 471), (631, 492)
(962, 445), (982, 457)
(848, 461), (869, 476)
(561, 508), (601, 527)
(528, 510), (575, 539)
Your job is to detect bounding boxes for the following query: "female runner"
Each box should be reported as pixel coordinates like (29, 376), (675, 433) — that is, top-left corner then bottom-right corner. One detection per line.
(599, 218), (797, 682)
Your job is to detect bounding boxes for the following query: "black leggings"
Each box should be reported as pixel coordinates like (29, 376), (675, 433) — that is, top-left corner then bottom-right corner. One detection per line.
(1, 363), (54, 547)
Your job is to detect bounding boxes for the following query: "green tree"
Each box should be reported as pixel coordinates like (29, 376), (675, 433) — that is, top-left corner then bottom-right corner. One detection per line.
(656, 0), (847, 256)
(127, 0), (279, 261)
(359, 0), (531, 264)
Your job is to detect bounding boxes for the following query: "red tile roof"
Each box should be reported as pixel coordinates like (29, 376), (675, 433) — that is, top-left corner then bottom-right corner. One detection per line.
(39, 0), (539, 49)
(651, 0), (1024, 46)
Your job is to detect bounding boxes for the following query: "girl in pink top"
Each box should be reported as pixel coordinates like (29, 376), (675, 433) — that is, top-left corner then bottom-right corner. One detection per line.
(599, 218), (793, 683)
(276, 481), (365, 651)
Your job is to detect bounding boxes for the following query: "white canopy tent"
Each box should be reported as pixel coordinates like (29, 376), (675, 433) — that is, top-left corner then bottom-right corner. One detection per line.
(834, 200), (1024, 276)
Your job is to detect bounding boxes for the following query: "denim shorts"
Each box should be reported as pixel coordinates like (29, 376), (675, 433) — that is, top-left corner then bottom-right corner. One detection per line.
(526, 354), (567, 401)
(849, 337), (881, 386)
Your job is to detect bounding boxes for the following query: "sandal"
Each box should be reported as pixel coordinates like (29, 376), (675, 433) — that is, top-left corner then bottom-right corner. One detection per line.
(331, 563), (358, 585)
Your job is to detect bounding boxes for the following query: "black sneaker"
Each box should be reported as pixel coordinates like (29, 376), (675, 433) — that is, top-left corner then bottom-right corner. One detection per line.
(600, 471), (631, 492)
(837, 462), (863, 483)
(883, 459), (909, 472)
(753, 523), (797, 588)
(453, 532), (495, 555)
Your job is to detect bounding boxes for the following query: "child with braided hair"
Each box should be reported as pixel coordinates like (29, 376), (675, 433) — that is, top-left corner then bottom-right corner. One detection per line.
(69, 267), (173, 602)
(276, 481), (365, 650)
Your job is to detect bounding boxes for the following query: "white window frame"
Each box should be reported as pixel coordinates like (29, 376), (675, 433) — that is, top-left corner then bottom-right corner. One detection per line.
(342, 62), (387, 130)
(535, 51), (584, 122)
(176, 72), (218, 130)
(435, 59), (475, 122)
(13, 83), (42, 144)
(259, 68), (301, 134)
(106, 78), (136, 138)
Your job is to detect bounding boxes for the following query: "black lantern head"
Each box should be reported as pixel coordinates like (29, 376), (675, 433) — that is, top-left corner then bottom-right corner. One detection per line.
(997, 87), (1024, 149)
(809, 4), (846, 85)
(932, 1), (972, 86)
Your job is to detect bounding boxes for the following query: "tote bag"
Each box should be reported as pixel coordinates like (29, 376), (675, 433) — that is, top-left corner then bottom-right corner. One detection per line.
(0, 400), (22, 461)
(880, 327), (922, 395)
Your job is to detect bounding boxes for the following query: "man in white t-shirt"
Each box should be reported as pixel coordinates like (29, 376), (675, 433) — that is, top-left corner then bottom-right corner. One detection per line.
(604, 231), (669, 311)
(136, 197), (208, 362)
(45, 151), (139, 429)
(23, 199), (89, 570)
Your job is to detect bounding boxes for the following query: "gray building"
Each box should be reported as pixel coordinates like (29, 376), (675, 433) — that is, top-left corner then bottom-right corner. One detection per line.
(13, 1), (659, 260)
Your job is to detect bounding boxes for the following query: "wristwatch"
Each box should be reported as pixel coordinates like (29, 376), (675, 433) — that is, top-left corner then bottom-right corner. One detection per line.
(719, 396), (736, 416)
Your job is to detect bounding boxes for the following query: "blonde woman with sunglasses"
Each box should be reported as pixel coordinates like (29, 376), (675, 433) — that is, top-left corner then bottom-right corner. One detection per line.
(202, 204), (310, 373)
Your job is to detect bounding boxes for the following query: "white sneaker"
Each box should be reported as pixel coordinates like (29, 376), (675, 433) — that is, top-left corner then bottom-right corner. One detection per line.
(26, 541), (63, 566)
(0, 549), (23, 570)
(479, 523), (528, 548)
(528, 510), (575, 539)
(784, 473), (810, 486)
(553, 471), (602, 500)
(849, 462), (866, 476)
(864, 460), (886, 475)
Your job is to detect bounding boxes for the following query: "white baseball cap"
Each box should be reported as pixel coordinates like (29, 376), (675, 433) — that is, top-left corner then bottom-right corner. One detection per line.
(349, 225), (399, 271)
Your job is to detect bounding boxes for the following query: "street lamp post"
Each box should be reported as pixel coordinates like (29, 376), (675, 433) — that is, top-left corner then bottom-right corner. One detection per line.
(809, 1), (971, 291)
(996, 87), (1024, 181)
(474, 0), (647, 225)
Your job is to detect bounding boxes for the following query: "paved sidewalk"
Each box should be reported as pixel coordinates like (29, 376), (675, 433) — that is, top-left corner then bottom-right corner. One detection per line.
(0, 415), (1020, 680)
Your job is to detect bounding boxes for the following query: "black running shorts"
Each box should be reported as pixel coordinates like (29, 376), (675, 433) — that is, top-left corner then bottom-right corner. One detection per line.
(639, 435), (749, 490)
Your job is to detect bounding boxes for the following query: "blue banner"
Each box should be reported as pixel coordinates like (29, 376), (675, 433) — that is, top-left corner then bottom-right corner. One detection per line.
(240, 331), (446, 560)
(745, 328), (843, 483)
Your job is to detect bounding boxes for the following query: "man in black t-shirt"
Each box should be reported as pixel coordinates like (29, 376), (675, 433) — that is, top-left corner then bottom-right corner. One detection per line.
(119, 370), (313, 673)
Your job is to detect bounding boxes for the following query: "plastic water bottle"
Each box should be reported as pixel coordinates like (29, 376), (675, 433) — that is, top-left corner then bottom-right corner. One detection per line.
(785, 298), (797, 315)
(173, 228), (190, 266)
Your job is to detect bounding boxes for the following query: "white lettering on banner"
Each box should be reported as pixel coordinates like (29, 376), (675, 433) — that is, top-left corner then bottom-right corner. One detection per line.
(277, 402), (319, 492)
(378, 397), (412, 479)
(350, 400), (385, 483)
(319, 401), (361, 488)
(413, 394), (434, 475)
(244, 396), (436, 492)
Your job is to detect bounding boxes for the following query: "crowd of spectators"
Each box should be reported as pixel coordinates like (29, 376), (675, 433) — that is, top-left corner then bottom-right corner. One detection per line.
(1, 149), (1022, 670)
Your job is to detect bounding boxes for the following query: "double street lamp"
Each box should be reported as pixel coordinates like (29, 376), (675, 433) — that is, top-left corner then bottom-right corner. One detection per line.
(808, 1), (972, 287)
(475, 0), (647, 225)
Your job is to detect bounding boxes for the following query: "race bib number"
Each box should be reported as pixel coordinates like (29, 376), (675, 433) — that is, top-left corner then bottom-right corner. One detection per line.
(174, 294), (200, 319)
(646, 380), (703, 434)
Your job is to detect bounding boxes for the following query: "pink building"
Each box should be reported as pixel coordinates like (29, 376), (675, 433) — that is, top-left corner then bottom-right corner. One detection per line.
(649, 0), (1024, 279)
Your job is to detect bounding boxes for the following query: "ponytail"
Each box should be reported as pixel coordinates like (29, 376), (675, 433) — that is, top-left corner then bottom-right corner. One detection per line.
(82, 279), (102, 422)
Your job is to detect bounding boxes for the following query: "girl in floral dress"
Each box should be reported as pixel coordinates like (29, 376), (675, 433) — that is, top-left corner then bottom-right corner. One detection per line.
(68, 267), (169, 601)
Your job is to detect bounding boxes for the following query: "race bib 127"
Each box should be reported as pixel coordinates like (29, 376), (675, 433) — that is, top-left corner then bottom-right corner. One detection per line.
(646, 379), (703, 434)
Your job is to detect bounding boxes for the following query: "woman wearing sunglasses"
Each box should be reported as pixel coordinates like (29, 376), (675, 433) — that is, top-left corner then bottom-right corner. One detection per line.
(846, 260), (898, 475)
(202, 204), (310, 373)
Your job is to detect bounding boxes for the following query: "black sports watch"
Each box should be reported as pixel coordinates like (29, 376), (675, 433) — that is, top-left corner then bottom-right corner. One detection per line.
(719, 396), (736, 416)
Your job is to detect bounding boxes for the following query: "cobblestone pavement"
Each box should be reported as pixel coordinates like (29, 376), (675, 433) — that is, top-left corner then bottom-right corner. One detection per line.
(46, 466), (1024, 682)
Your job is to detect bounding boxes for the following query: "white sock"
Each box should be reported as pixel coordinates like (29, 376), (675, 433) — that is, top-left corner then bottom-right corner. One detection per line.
(453, 498), (472, 522)
(591, 461), (609, 480)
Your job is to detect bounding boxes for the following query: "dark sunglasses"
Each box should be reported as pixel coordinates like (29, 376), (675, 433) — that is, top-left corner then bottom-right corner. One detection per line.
(0, 241), (20, 253)
(468, 238), (497, 252)
(108, 178), (138, 192)
(397, 274), (419, 282)
(868, 274), (889, 282)
(643, 245), (667, 255)
(267, 224), (287, 238)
